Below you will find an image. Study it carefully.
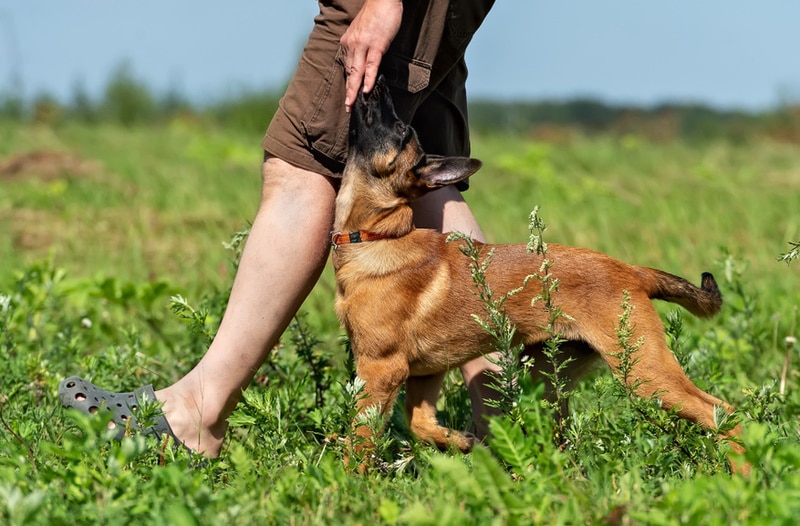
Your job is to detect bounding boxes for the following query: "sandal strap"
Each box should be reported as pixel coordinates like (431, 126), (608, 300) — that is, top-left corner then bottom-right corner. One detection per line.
(59, 376), (176, 442)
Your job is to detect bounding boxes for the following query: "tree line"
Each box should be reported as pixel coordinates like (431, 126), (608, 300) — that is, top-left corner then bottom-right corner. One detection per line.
(3, 64), (799, 144)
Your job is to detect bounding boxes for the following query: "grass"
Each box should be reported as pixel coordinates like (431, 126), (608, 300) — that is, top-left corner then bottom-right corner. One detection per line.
(1, 121), (800, 524)
(0, 121), (263, 294)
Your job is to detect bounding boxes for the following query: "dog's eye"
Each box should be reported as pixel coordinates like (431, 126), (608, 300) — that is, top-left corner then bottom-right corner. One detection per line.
(381, 152), (400, 177)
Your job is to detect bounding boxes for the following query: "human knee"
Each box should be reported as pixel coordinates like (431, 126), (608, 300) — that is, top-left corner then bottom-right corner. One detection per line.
(260, 155), (298, 199)
(260, 154), (338, 204)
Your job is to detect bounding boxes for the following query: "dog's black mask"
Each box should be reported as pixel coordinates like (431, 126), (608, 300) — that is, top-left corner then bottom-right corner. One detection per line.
(349, 76), (415, 162)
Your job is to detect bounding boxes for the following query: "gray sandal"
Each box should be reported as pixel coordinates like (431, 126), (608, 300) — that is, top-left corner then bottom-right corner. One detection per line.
(58, 376), (178, 442)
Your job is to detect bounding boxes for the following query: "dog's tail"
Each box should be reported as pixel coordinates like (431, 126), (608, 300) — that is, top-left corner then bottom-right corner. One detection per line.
(639, 268), (722, 318)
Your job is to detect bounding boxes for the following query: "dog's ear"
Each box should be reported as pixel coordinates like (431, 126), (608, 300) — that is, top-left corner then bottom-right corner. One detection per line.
(416, 156), (482, 188)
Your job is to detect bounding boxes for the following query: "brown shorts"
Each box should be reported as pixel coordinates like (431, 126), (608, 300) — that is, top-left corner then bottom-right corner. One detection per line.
(262, 0), (494, 187)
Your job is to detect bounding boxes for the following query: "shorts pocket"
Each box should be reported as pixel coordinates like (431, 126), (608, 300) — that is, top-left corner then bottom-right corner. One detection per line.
(300, 48), (350, 165)
(381, 53), (432, 94)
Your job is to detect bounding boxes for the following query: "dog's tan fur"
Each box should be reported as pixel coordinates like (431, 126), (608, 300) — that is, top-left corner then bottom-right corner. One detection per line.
(333, 79), (746, 472)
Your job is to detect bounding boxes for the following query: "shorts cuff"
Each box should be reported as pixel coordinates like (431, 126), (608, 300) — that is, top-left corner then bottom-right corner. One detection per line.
(262, 134), (341, 180)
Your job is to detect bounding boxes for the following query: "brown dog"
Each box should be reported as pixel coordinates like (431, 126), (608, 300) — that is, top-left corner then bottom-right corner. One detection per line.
(333, 78), (745, 472)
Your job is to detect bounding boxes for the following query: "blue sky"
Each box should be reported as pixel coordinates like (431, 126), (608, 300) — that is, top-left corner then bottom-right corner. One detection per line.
(1, 1), (799, 110)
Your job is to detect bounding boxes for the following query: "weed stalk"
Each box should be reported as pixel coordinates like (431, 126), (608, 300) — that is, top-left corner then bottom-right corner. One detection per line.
(289, 313), (330, 409)
(446, 231), (528, 423)
(528, 207), (573, 437)
(779, 306), (798, 396)
(778, 240), (800, 265)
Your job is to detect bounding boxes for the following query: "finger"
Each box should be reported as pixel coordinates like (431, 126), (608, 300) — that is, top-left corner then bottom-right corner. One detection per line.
(361, 49), (384, 95)
(344, 57), (367, 113)
(344, 73), (363, 113)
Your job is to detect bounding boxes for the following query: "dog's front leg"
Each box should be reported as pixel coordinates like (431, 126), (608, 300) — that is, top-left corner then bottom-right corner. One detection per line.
(405, 373), (476, 453)
(347, 357), (408, 473)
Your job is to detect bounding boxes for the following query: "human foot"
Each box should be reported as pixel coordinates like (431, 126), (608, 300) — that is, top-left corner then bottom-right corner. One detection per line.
(154, 385), (228, 457)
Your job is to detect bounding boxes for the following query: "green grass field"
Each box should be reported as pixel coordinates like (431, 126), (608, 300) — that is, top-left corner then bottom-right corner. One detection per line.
(1, 121), (799, 524)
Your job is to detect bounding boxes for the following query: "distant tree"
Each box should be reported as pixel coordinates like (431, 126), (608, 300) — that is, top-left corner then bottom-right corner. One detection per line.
(207, 89), (281, 134)
(0, 90), (25, 121)
(32, 93), (62, 125)
(160, 83), (193, 119)
(101, 61), (156, 126)
(563, 99), (617, 131)
(69, 80), (99, 124)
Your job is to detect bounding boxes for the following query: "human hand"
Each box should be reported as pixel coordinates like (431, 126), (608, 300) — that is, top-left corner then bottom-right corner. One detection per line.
(340, 0), (403, 112)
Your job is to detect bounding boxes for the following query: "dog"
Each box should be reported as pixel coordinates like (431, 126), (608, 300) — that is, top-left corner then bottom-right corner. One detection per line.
(332, 77), (746, 473)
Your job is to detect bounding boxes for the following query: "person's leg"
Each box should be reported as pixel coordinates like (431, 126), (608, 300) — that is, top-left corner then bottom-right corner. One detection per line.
(153, 156), (337, 455)
(62, 0), (504, 452)
(410, 186), (501, 439)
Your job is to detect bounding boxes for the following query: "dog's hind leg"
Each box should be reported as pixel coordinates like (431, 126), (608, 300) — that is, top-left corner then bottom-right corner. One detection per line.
(625, 342), (747, 474)
(405, 373), (476, 452)
(587, 297), (748, 473)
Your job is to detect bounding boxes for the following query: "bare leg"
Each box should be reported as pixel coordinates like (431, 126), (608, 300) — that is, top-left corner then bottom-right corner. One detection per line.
(154, 157), (337, 455)
(153, 173), (495, 455)
(410, 185), (501, 440)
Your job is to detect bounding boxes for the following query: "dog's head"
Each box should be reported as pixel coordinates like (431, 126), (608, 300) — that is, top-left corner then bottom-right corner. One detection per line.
(346, 76), (482, 201)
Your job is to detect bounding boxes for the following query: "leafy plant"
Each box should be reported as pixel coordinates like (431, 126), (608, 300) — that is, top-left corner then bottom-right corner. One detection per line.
(446, 230), (529, 421)
(778, 240), (800, 264)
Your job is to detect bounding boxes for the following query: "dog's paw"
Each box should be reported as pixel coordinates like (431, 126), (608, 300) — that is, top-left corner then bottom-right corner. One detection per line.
(445, 428), (476, 453)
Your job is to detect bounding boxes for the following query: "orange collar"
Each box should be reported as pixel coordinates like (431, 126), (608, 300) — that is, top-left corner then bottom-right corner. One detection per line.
(331, 230), (393, 249)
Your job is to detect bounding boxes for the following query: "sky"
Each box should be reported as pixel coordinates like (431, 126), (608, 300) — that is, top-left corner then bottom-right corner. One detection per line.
(1, 1), (799, 111)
